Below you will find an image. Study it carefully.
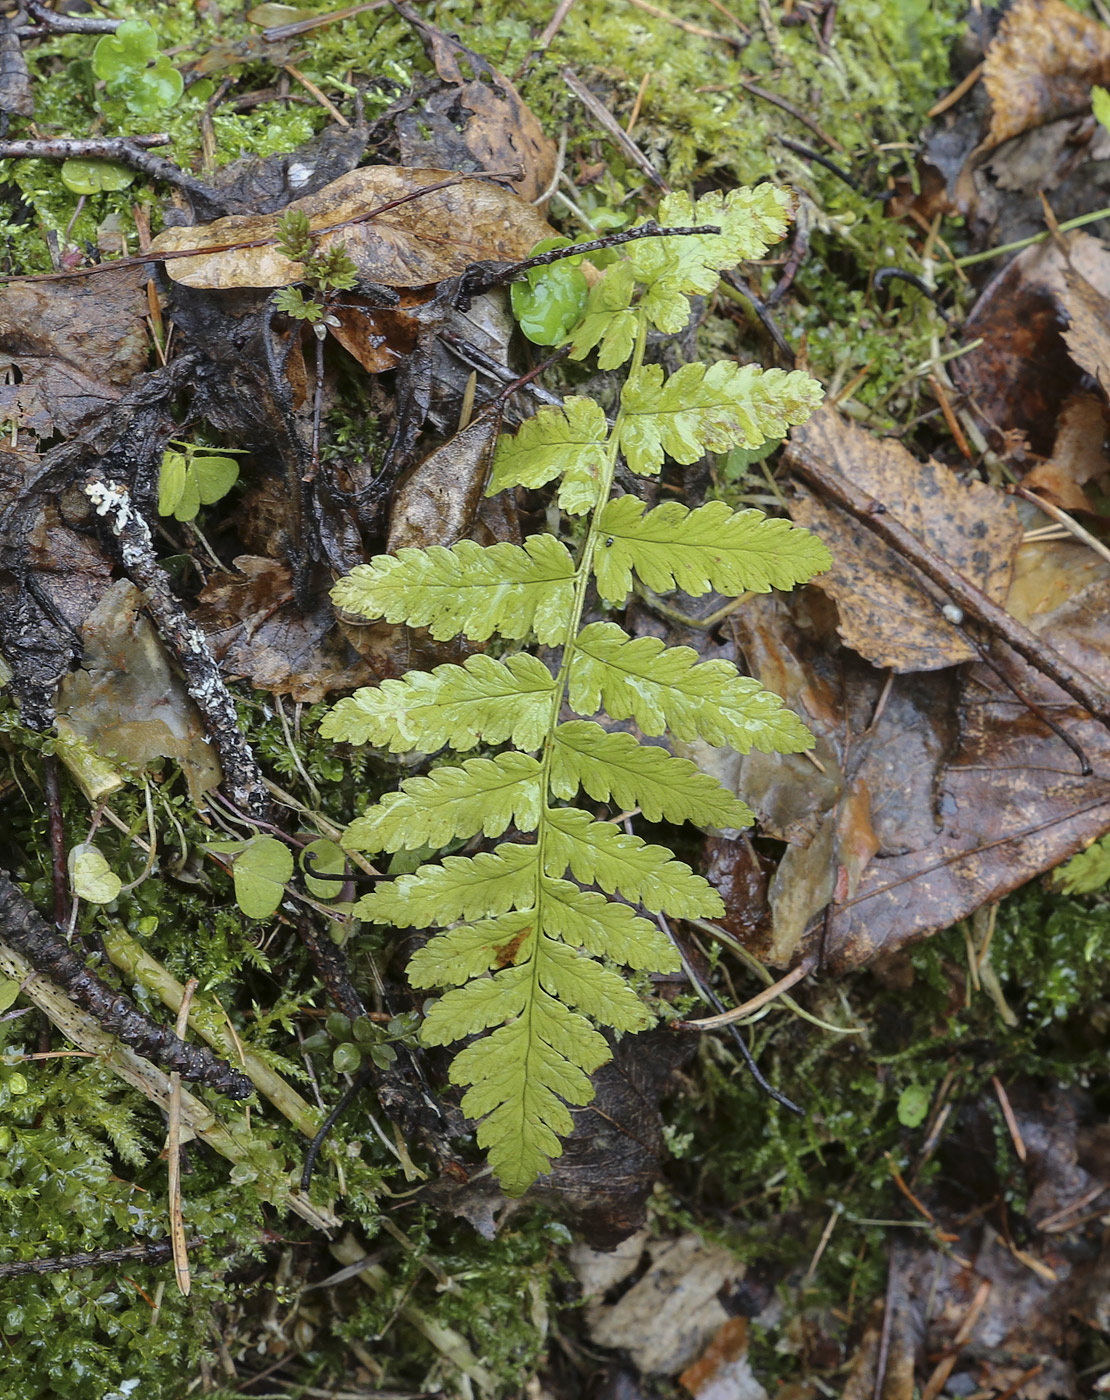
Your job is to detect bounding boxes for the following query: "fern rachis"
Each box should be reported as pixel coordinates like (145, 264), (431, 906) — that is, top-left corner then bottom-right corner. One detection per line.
(322, 186), (830, 1195)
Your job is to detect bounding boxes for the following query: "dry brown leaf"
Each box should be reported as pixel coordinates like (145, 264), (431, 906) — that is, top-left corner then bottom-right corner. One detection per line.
(1023, 394), (1110, 511)
(394, 4), (558, 205)
(0, 265), (150, 436)
(151, 166), (553, 290)
(387, 408), (502, 551)
(786, 408), (1023, 672)
(1062, 262), (1110, 387)
(982, 0), (1110, 152)
(329, 287), (427, 374)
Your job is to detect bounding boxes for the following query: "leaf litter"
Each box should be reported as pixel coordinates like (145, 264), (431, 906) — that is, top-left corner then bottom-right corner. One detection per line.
(5, 1), (1110, 1396)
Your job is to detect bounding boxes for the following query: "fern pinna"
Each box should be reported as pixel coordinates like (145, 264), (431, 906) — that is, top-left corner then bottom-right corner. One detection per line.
(321, 188), (830, 1195)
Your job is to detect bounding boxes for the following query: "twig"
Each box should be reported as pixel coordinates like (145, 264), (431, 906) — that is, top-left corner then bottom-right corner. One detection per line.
(42, 754), (70, 930)
(0, 138), (225, 221)
(741, 81), (845, 152)
(884, 1152), (936, 1223)
(516, 0), (577, 76)
(0, 1241), (177, 1280)
(949, 205), (1110, 271)
(872, 1247), (896, 1400)
(1010, 484), (1110, 569)
(0, 869), (254, 1097)
(167, 979), (198, 1297)
(283, 63), (351, 127)
(990, 1075), (1027, 1163)
(260, 0), (388, 40)
(562, 68), (669, 190)
(22, 1), (121, 33)
(83, 479), (272, 821)
(926, 61), (983, 119)
(0, 135), (169, 158)
(676, 962), (808, 1029)
(622, 0), (745, 47)
(785, 441), (1110, 731)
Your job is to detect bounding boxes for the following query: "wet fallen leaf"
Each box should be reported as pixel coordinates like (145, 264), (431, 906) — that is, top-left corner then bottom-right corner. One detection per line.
(0, 265), (150, 436)
(1061, 261), (1110, 388)
(54, 579), (222, 806)
(386, 407), (503, 551)
(981, 0), (1110, 153)
(786, 408), (1023, 672)
(393, 3), (558, 205)
(953, 234), (1110, 457)
(195, 556), (379, 703)
(329, 286), (427, 374)
(151, 166), (553, 290)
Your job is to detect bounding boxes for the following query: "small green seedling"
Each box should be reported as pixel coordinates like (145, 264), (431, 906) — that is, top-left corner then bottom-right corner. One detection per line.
(511, 238), (589, 346)
(157, 441), (244, 522)
(273, 209), (359, 335)
(206, 835), (294, 919)
(59, 159), (135, 196)
(92, 19), (183, 117)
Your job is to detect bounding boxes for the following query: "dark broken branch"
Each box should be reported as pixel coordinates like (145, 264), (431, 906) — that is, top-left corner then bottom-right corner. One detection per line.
(0, 869), (254, 1098)
(0, 1240), (179, 1280)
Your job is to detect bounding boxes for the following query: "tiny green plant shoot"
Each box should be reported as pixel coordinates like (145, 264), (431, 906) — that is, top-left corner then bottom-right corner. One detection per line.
(320, 187), (830, 1195)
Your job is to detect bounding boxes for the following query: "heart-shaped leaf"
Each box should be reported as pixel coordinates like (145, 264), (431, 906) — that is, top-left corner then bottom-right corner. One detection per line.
(69, 843), (122, 904)
(232, 835), (293, 919)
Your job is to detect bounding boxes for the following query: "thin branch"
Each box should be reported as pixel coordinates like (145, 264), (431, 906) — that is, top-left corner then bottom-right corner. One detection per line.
(22, 1), (122, 32)
(676, 962), (809, 1029)
(0, 869), (254, 1097)
(0, 1241), (178, 1280)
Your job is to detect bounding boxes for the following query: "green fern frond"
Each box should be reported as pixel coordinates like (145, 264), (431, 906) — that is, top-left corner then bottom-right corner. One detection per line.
(355, 845), (538, 926)
(324, 183), (830, 1195)
(619, 361), (824, 475)
(345, 752), (543, 852)
(594, 496), (832, 601)
(550, 721), (755, 826)
(487, 397), (609, 514)
(544, 807), (722, 915)
(321, 653), (556, 753)
(332, 535), (576, 642)
(569, 621), (814, 753)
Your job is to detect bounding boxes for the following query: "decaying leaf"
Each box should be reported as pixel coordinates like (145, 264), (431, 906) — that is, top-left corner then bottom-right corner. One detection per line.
(0, 265), (151, 436)
(386, 408), (503, 551)
(1023, 394), (1110, 513)
(54, 579), (221, 805)
(195, 556), (380, 703)
(393, 2), (558, 205)
(953, 235), (1110, 456)
(786, 408), (1023, 671)
(150, 166), (553, 290)
(981, 0), (1110, 152)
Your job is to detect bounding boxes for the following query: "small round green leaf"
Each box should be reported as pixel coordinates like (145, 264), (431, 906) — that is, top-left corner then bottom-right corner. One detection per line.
(59, 159), (135, 196)
(93, 20), (160, 81)
(232, 835), (294, 919)
(190, 455), (240, 505)
(158, 449), (187, 517)
(332, 1041), (362, 1073)
(8, 1073), (28, 1097)
(0, 980), (20, 1015)
(301, 838), (347, 900)
(69, 843), (122, 904)
(897, 1083), (930, 1129)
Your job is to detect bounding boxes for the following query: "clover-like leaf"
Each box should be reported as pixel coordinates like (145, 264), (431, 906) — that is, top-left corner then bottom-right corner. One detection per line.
(69, 843), (122, 905)
(230, 835), (294, 919)
(59, 159), (135, 196)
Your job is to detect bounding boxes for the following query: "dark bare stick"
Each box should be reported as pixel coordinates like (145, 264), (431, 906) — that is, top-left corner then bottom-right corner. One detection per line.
(785, 441), (1110, 731)
(0, 869), (254, 1097)
(83, 479), (272, 822)
(0, 135), (169, 158)
(42, 754), (70, 931)
(0, 1240), (180, 1280)
(22, 1), (121, 33)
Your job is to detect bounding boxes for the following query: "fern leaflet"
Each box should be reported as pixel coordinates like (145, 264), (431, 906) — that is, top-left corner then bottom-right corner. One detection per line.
(324, 185), (829, 1194)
